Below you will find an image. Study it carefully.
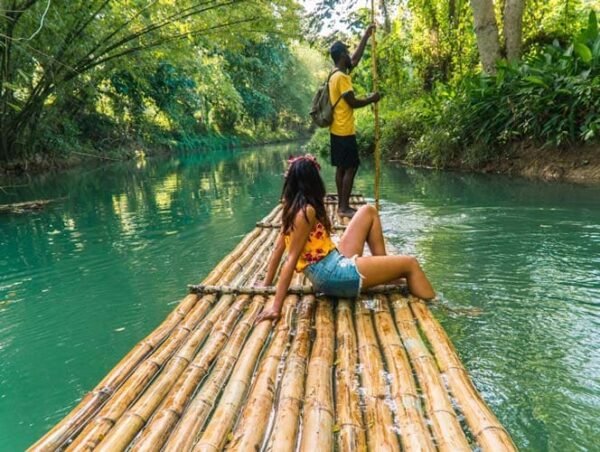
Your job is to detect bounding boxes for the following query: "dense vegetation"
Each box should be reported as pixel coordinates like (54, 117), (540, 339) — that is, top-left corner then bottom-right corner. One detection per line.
(2, 0), (599, 171)
(0, 0), (324, 166)
(307, 0), (600, 168)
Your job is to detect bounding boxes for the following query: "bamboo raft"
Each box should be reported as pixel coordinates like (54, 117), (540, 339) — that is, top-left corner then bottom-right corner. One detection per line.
(30, 195), (517, 451)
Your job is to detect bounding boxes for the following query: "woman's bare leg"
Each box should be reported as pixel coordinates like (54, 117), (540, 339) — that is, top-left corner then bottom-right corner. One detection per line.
(355, 255), (435, 300)
(338, 204), (386, 257)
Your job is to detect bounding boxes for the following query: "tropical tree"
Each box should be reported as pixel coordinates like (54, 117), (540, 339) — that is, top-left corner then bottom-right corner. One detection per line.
(0, 0), (300, 161)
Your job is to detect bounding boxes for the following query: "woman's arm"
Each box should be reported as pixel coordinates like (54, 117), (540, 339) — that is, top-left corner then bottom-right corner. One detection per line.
(260, 232), (286, 286)
(255, 207), (315, 323)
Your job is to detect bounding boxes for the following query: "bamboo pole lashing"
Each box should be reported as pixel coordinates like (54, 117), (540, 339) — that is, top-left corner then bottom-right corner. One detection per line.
(390, 294), (470, 451)
(92, 294), (239, 451)
(193, 294), (297, 452)
(28, 293), (201, 452)
(299, 298), (335, 452)
(129, 295), (252, 452)
(164, 295), (268, 451)
(410, 300), (517, 451)
(371, 295), (436, 451)
(224, 295), (298, 450)
(335, 300), (367, 451)
(354, 298), (400, 451)
(265, 295), (316, 450)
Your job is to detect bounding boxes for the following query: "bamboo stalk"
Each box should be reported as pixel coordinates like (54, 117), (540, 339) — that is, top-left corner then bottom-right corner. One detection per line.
(372, 295), (435, 451)
(390, 294), (470, 451)
(92, 294), (238, 451)
(256, 222), (348, 231)
(28, 294), (199, 452)
(354, 298), (400, 451)
(298, 298), (335, 452)
(128, 295), (251, 452)
(193, 294), (297, 452)
(410, 300), (517, 451)
(188, 283), (407, 296)
(217, 228), (273, 286)
(371, 0), (381, 209)
(229, 228), (279, 287)
(265, 295), (316, 450)
(164, 294), (267, 451)
(259, 203), (282, 225)
(334, 299), (367, 451)
(66, 294), (220, 451)
(224, 295), (298, 450)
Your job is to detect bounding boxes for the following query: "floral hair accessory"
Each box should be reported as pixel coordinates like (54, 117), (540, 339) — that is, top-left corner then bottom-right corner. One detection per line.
(287, 154), (321, 171)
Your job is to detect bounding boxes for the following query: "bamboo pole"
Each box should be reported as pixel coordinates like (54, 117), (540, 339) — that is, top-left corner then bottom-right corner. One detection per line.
(265, 295), (316, 450)
(193, 294), (297, 452)
(164, 294), (268, 451)
(128, 295), (251, 451)
(334, 299), (367, 451)
(298, 298), (335, 451)
(216, 228), (273, 286)
(354, 298), (400, 451)
(410, 300), (517, 451)
(28, 293), (200, 452)
(372, 295), (435, 451)
(390, 294), (470, 451)
(224, 295), (298, 450)
(259, 203), (282, 225)
(92, 294), (238, 451)
(371, 0), (381, 209)
(66, 294), (221, 451)
(188, 283), (407, 296)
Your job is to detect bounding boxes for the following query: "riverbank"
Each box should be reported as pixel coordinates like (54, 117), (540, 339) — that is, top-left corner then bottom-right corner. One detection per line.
(0, 133), (309, 180)
(390, 142), (600, 184)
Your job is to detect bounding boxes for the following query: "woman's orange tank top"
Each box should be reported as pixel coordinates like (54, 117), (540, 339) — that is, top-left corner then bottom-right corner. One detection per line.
(284, 221), (336, 272)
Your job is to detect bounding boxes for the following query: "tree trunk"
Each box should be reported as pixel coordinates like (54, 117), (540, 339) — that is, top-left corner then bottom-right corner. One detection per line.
(503, 0), (525, 61)
(469, 0), (502, 74)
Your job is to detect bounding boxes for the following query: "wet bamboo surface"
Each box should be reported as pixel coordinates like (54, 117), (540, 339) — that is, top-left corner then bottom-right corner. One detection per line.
(30, 195), (516, 452)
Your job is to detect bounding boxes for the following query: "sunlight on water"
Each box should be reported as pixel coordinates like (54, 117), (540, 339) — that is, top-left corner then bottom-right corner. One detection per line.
(0, 145), (598, 450)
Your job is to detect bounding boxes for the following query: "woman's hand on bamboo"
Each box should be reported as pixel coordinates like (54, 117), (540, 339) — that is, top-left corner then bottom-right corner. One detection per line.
(255, 307), (281, 325)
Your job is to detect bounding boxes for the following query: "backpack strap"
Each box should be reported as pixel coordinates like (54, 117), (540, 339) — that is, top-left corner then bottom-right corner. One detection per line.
(328, 69), (344, 109)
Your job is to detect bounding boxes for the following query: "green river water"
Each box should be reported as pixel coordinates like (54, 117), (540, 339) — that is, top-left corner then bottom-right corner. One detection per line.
(1, 144), (599, 451)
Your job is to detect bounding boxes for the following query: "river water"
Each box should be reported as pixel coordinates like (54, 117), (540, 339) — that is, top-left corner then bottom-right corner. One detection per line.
(1, 144), (598, 450)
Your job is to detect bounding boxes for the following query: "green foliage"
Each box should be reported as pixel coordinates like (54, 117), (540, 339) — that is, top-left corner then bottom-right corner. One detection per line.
(460, 11), (600, 149)
(0, 0), (312, 162)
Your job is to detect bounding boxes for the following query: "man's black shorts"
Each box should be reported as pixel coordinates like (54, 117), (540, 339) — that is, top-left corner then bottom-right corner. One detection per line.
(330, 134), (360, 168)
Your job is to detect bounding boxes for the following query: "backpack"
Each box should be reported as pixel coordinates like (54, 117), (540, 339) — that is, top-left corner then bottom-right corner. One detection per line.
(309, 69), (343, 128)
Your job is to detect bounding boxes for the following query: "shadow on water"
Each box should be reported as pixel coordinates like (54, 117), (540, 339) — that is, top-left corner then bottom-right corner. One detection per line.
(1, 146), (599, 450)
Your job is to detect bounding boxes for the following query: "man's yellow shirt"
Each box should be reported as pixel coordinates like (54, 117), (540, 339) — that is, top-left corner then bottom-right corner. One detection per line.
(328, 71), (355, 136)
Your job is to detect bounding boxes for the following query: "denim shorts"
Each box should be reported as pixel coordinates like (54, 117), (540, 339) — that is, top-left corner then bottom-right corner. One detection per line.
(303, 249), (363, 298)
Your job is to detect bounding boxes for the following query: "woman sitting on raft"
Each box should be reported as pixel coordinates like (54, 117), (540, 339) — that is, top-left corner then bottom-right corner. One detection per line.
(255, 154), (435, 324)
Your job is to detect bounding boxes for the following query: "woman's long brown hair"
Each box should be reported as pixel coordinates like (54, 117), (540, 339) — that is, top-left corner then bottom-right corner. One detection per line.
(281, 157), (331, 235)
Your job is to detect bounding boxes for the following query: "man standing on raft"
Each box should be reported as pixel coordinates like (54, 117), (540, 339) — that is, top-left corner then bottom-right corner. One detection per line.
(329, 25), (381, 218)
